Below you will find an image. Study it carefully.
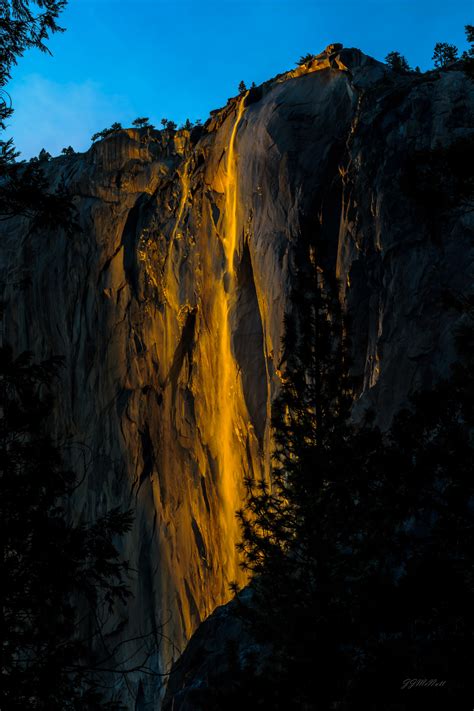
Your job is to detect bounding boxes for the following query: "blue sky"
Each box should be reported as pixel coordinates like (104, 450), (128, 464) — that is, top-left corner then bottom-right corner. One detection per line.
(6, 0), (472, 158)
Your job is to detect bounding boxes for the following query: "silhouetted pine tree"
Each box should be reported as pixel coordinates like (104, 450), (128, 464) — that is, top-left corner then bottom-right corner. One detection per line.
(296, 53), (316, 66)
(230, 246), (474, 709)
(385, 50), (411, 71)
(432, 41), (459, 67)
(236, 246), (360, 709)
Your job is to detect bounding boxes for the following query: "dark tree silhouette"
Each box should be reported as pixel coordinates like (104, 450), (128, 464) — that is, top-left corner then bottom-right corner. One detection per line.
(296, 52), (316, 65)
(132, 117), (152, 128)
(432, 41), (459, 67)
(227, 239), (474, 710)
(238, 80), (247, 95)
(466, 23), (474, 42)
(91, 123), (123, 142)
(462, 24), (474, 78)
(0, 346), (135, 709)
(0, 0), (66, 159)
(0, 1), (76, 229)
(37, 148), (51, 162)
(385, 50), (410, 71)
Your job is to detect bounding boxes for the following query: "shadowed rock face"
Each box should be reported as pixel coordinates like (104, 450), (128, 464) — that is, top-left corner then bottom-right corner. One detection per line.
(1, 47), (472, 706)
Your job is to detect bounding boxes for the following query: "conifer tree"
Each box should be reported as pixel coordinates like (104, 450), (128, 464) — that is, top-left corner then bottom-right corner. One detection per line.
(236, 245), (358, 708)
(385, 50), (410, 71)
(296, 53), (316, 65)
(132, 117), (151, 128)
(432, 41), (459, 67)
(231, 243), (474, 708)
(0, 1), (75, 227)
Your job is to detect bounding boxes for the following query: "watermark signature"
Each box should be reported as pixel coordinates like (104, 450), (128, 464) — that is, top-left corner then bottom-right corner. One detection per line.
(401, 679), (447, 690)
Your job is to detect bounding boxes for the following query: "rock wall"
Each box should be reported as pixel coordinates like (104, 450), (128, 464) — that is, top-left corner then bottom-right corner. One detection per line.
(1, 46), (472, 707)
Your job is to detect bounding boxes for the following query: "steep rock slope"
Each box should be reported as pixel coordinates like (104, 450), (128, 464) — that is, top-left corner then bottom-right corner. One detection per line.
(1, 46), (472, 706)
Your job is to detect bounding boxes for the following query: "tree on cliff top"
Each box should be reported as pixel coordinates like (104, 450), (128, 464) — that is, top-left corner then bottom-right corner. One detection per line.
(385, 50), (410, 71)
(296, 52), (316, 65)
(462, 24), (474, 78)
(160, 118), (177, 132)
(132, 117), (153, 129)
(432, 41), (459, 67)
(91, 122), (123, 142)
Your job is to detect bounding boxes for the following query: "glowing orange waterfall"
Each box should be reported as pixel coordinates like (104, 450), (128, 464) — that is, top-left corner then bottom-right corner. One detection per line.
(223, 96), (247, 278)
(213, 95), (249, 581)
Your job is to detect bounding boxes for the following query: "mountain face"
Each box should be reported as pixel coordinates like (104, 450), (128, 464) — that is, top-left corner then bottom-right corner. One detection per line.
(1, 46), (472, 706)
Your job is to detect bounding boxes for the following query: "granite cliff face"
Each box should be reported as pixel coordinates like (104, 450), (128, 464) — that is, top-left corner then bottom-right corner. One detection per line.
(1, 46), (472, 706)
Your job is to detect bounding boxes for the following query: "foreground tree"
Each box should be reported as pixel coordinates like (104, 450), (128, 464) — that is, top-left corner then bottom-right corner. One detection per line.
(0, 346), (137, 710)
(0, 1), (76, 227)
(229, 241), (474, 709)
(0, 0), (66, 159)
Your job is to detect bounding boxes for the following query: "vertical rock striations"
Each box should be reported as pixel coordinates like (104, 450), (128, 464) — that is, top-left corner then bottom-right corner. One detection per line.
(0, 46), (472, 706)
